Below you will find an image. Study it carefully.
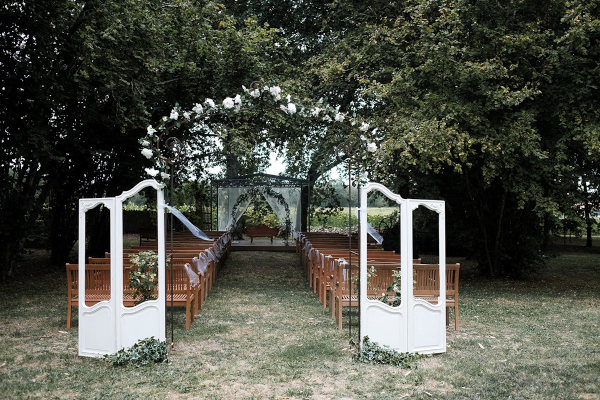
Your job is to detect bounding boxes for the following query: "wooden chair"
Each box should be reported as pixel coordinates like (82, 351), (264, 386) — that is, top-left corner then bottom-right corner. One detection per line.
(413, 263), (460, 330)
(66, 263), (198, 330)
(330, 261), (460, 330)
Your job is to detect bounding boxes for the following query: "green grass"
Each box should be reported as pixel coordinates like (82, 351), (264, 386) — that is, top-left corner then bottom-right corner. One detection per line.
(1, 246), (599, 399)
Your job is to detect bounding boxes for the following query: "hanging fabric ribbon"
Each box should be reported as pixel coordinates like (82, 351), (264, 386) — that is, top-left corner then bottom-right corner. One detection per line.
(163, 204), (213, 241)
(356, 207), (384, 244)
(366, 223), (384, 244)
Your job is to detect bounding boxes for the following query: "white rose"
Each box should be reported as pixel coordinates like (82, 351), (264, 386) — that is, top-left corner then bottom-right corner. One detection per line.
(335, 112), (344, 122)
(160, 172), (170, 180)
(360, 122), (369, 132)
(287, 103), (297, 114)
(145, 167), (159, 177)
(170, 109), (179, 120)
(141, 148), (153, 159)
(223, 97), (234, 109)
(269, 86), (281, 98)
(147, 125), (156, 136)
(250, 89), (260, 98)
(360, 135), (366, 141)
(192, 103), (203, 114)
(183, 111), (190, 119)
(204, 98), (216, 108)
(234, 94), (241, 104)
(141, 140), (150, 147)
(367, 142), (377, 152)
(280, 104), (287, 112)
(311, 107), (320, 117)
(162, 116), (167, 122)
(323, 115), (332, 122)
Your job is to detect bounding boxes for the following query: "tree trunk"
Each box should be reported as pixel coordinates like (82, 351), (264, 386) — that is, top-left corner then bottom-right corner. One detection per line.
(492, 189), (507, 275)
(583, 180), (593, 247)
(0, 241), (13, 283)
(301, 169), (320, 232)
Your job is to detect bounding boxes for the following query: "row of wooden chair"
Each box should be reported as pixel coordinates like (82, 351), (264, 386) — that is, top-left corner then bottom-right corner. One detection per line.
(65, 232), (231, 330)
(296, 232), (460, 330)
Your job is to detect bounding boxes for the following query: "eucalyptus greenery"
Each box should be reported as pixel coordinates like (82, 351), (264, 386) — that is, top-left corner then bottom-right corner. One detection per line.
(104, 337), (168, 367)
(128, 251), (159, 305)
(353, 336), (422, 368)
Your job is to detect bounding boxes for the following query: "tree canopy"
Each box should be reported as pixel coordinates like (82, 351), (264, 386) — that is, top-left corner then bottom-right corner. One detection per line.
(1, 0), (598, 280)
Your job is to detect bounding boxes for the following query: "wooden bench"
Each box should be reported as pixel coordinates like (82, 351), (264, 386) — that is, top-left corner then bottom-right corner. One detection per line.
(330, 261), (460, 330)
(65, 263), (198, 330)
(245, 224), (279, 243)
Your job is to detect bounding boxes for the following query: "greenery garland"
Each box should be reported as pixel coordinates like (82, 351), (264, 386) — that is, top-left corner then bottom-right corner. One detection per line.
(104, 337), (168, 367)
(353, 336), (421, 368)
(229, 186), (292, 240)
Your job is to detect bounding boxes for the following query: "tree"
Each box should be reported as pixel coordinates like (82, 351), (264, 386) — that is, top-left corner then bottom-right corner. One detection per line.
(273, 0), (600, 276)
(0, 0), (284, 280)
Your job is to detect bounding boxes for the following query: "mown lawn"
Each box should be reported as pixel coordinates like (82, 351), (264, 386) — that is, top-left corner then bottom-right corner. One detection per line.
(0, 247), (599, 399)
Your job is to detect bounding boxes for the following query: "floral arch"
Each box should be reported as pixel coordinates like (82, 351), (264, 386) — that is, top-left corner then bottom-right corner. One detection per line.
(138, 83), (382, 184)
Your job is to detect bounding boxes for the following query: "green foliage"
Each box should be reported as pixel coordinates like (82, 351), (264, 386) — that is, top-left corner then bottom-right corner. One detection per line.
(296, 0), (600, 277)
(244, 205), (280, 228)
(4, 0), (599, 282)
(380, 269), (402, 307)
(352, 265), (376, 295)
(104, 337), (168, 367)
(0, 0), (284, 280)
(353, 336), (422, 368)
(128, 251), (159, 305)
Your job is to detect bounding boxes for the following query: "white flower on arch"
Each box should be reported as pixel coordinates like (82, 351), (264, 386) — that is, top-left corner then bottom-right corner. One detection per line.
(335, 112), (344, 122)
(223, 97), (234, 109)
(269, 86), (281, 100)
(367, 142), (377, 152)
(147, 125), (156, 136)
(192, 103), (203, 114)
(287, 103), (297, 114)
(141, 148), (153, 159)
(360, 122), (370, 132)
(205, 98), (216, 108)
(145, 167), (159, 177)
(170, 109), (179, 120)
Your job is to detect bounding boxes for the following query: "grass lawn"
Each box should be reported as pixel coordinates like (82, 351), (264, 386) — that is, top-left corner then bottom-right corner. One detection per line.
(0, 245), (599, 399)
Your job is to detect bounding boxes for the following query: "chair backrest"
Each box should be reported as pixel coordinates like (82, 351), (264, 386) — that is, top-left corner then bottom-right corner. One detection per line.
(413, 264), (460, 298)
